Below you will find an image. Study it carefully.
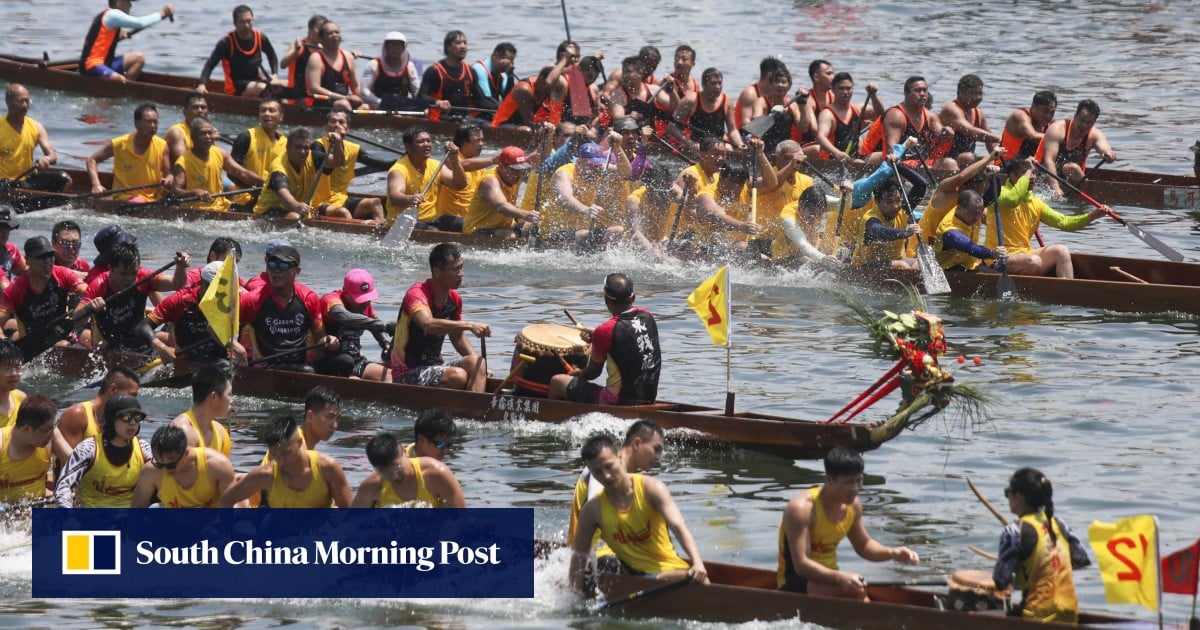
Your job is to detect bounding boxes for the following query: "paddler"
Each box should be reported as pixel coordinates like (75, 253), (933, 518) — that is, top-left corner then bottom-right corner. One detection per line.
(311, 109), (391, 224)
(54, 394), (154, 508)
(546, 139), (630, 249)
(167, 117), (263, 212)
(0, 340), (26, 430)
(430, 123), (494, 232)
(987, 158), (1106, 278)
(259, 386), (343, 466)
(251, 128), (345, 220)
(462, 146), (539, 239)
(814, 73), (882, 164)
(548, 273), (661, 405)
(51, 221), (89, 278)
(567, 420), (665, 567)
(316, 268), (391, 381)
(1037, 99), (1116, 196)
(569, 433), (709, 591)
(169, 366), (233, 458)
(85, 103), (170, 202)
(351, 430), (465, 508)
(227, 98), (287, 204)
(131, 425), (234, 508)
(219, 414), (352, 507)
(931, 190), (1008, 270)
(360, 32), (426, 113)
(675, 68), (744, 150)
(138, 260), (233, 365)
(384, 126), (467, 229)
(406, 408), (456, 460)
(388, 243), (490, 392)
(235, 243), (338, 372)
(471, 42), (518, 114)
(992, 467), (1091, 622)
(0, 394), (55, 503)
(51, 366), (138, 463)
(1000, 90), (1056, 162)
(0, 236), (88, 344)
(861, 76), (953, 166)
(164, 91), (209, 165)
(850, 177), (920, 269)
(0, 84), (69, 192)
(778, 446), (919, 600)
(692, 136), (776, 257)
(278, 14), (326, 100)
(735, 57), (787, 131)
(73, 242), (190, 353)
(305, 21), (362, 110)
(196, 5), (278, 97)
(419, 30), (476, 122)
(909, 146), (1007, 256)
(757, 139), (814, 257)
(938, 74), (1000, 168)
(80, 0), (174, 82)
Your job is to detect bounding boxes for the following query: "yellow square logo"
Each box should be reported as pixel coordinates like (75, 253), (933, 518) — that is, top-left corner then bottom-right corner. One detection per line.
(61, 531), (121, 575)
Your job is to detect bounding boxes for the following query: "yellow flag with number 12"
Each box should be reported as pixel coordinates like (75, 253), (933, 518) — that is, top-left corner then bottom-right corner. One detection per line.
(686, 265), (730, 347)
(1087, 514), (1159, 611)
(199, 254), (240, 345)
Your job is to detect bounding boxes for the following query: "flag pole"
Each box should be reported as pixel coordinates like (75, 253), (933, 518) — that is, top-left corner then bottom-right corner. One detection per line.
(1156, 516), (1163, 630)
(723, 266), (734, 416)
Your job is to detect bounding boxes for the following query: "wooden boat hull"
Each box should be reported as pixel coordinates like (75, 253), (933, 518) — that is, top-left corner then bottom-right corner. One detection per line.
(852, 252), (1200, 315)
(0, 54), (533, 147)
(38, 346), (918, 460)
(591, 557), (1142, 628)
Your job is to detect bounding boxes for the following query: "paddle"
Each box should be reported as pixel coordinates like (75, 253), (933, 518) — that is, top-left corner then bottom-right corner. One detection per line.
(866, 579), (949, 588)
(742, 93), (804, 138)
(559, 0), (572, 41)
(1077, 156), (1106, 184)
(382, 151), (452, 247)
(914, 143), (941, 189)
(893, 167), (952, 295)
(593, 570), (694, 611)
(970, 545), (999, 561)
(84, 336), (225, 389)
(12, 182), (165, 214)
(965, 476), (1008, 526)
(0, 166), (38, 191)
(843, 90), (874, 157)
(666, 186), (694, 253)
(1033, 161), (1185, 262)
(582, 147), (614, 252)
(16, 255), (181, 362)
(493, 353), (535, 394)
(345, 132), (406, 155)
(121, 187), (262, 212)
(650, 134), (695, 165)
(992, 176), (1017, 301)
(0, 496), (56, 514)
(247, 341), (327, 368)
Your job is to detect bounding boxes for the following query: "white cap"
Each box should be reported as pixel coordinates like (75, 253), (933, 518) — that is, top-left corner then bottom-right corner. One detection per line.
(201, 261), (223, 284)
(384, 31), (407, 44)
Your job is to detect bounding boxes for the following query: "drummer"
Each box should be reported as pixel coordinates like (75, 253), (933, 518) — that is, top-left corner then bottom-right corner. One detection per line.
(547, 273), (660, 405)
(777, 446), (920, 600)
(992, 467), (1090, 623)
(389, 243), (490, 392)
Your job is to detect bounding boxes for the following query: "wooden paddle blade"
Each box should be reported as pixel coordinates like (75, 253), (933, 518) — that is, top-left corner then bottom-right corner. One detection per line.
(1125, 221), (1185, 262)
(566, 66), (592, 118)
(915, 243), (951, 294)
(381, 210), (417, 248)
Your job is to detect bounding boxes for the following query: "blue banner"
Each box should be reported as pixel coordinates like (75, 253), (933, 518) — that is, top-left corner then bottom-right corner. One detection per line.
(33, 508), (534, 598)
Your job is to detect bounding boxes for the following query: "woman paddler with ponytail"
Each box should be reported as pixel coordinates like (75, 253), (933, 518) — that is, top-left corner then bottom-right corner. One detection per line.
(992, 467), (1092, 623)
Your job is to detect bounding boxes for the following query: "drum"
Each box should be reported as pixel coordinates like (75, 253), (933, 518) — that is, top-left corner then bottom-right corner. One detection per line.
(512, 323), (589, 396)
(946, 569), (1011, 612)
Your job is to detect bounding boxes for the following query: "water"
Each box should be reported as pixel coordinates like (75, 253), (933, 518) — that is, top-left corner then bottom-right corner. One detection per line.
(2, 1), (1199, 627)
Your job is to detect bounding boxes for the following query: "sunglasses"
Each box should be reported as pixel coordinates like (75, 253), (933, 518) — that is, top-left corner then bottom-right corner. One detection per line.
(55, 240), (82, 251)
(1003, 487), (1014, 498)
(434, 440), (452, 450)
(266, 258), (296, 271)
(116, 414), (143, 424)
(154, 456), (182, 471)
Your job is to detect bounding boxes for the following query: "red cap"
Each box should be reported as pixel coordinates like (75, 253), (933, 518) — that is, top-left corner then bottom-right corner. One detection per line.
(497, 146), (531, 170)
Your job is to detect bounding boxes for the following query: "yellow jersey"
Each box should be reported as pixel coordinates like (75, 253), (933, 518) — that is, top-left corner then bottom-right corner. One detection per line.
(175, 147), (230, 211)
(111, 133), (167, 201)
(463, 169), (522, 234)
(264, 449), (331, 508)
(0, 116), (40, 178)
(0, 425), (50, 503)
(158, 446), (220, 508)
(596, 474), (689, 575)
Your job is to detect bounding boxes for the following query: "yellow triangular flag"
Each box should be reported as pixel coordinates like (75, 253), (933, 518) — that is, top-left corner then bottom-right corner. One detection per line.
(686, 265), (729, 347)
(199, 254), (240, 345)
(1088, 514), (1159, 611)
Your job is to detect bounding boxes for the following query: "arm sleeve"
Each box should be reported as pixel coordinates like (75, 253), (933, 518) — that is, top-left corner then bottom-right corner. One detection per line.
(998, 175), (1031, 209)
(230, 130), (252, 165)
(360, 60), (382, 108)
(472, 62), (494, 100)
(1037, 201), (1093, 232)
(942, 229), (995, 259)
(895, 162), (927, 209)
(261, 35), (278, 75)
(1057, 517), (1092, 570)
(538, 139), (579, 174)
(54, 439), (96, 508)
(266, 171), (289, 193)
(629, 144), (650, 180)
(781, 217), (826, 259)
(103, 9), (163, 31)
(418, 66), (441, 100)
(327, 305), (389, 334)
(980, 177), (998, 206)
(199, 38), (230, 84)
(863, 217), (910, 243)
(851, 142), (908, 208)
(991, 521), (1025, 589)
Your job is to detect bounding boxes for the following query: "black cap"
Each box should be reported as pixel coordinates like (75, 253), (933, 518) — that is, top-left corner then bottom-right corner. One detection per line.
(104, 394), (146, 424)
(93, 224), (137, 267)
(23, 236), (54, 259)
(267, 245), (300, 265)
(0, 209), (18, 230)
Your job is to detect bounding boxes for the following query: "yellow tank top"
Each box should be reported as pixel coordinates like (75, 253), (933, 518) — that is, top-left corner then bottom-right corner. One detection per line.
(597, 474), (690, 574)
(81, 400), (100, 442)
(184, 409), (231, 458)
(820, 195), (867, 254)
(386, 155), (441, 223)
(806, 485), (855, 569)
(0, 390), (25, 429)
(111, 133), (167, 201)
(175, 147), (230, 211)
(464, 169), (522, 234)
(908, 195), (957, 258)
(771, 199), (826, 260)
(265, 449), (331, 508)
(158, 446), (219, 508)
(377, 457), (444, 507)
(694, 186), (751, 246)
(517, 170), (543, 212)
(758, 172), (813, 233)
(984, 181), (1044, 256)
(310, 137), (359, 208)
(0, 116), (40, 179)
(852, 204), (909, 267)
(933, 211), (983, 270)
(242, 127), (287, 179)
(542, 162), (626, 233)
(568, 470), (614, 559)
(168, 122), (193, 152)
(404, 442), (417, 458)
(0, 425), (50, 502)
(1016, 512), (1079, 623)
(626, 186), (679, 243)
(436, 164), (488, 219)
(78, 436), (145, 507)
(254, 153), (317, 215)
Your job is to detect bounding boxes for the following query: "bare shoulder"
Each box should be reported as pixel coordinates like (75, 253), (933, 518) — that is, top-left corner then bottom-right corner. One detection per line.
(205, 450), (235, 475)
(317, 452), (346, 475)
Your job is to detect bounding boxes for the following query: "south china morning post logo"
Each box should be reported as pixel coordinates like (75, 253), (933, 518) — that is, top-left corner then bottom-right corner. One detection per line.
(34, 508), (534, 598)
(61, 531), (121, 575)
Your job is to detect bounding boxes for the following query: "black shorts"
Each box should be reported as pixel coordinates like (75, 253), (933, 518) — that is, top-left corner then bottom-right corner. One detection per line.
(233, 79), (257, 95)
(565, 377), (602, 403)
